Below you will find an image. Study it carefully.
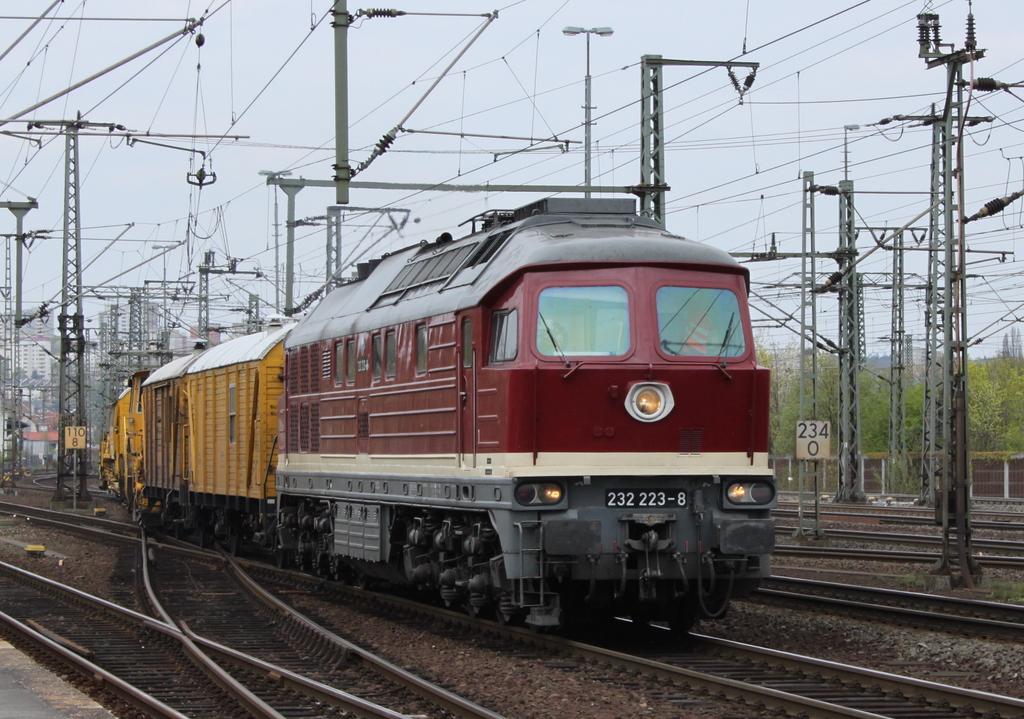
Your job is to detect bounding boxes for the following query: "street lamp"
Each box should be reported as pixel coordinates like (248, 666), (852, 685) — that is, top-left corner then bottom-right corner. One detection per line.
(258, 170), (292, 311)
(563, 26), (614, 198)
(843, 125), (860, 181)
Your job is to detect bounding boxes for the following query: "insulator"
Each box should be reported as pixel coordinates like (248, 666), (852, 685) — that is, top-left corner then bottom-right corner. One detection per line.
(824, 270), (844, 287)
(964, 190), (1024, 223)
(364, 8), (405, 18)
(965, 13), (976, 51)
(727, 68), (741, 94)
(743, 70), (756, 90)
(980, 196), (1009, 218)
(374, 132), (395, 154)
(815, 185), (840, 196)
(931, 20), (941, 44)
(917, 16), (931, 46)
(972, 77), (1003, 92)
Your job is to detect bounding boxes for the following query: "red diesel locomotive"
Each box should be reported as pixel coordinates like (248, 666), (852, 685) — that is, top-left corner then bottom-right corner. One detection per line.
(274, 197), (776, 631)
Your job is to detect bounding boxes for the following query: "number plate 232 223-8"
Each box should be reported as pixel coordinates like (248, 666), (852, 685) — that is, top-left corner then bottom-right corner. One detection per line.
(605, 489), (687, 508)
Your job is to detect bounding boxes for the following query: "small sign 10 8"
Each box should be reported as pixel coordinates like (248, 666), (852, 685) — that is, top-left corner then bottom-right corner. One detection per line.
(795, 420), (830, 460)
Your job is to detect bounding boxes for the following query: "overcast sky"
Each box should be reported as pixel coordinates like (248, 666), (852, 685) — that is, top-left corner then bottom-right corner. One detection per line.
(2, 0), (1023, 358)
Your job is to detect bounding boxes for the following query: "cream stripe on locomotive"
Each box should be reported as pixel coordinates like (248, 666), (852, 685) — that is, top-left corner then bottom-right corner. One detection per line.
(278, 450), (772, 479)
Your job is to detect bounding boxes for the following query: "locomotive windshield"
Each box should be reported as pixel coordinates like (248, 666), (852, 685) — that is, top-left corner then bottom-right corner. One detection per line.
(536, 286), (630, 356)
(656, 287), (746, 357)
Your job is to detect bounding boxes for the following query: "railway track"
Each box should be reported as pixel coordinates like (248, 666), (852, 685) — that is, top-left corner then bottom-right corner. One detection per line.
(775, 524), (1024, 554)
(0, 499), (139, 538)
(0, 556), (252, 718)
(1, 506), (502, 718)
(145, 541), (505, 719)
(249, 564), (1024, 719)
(758, 575), (1024, 640)
(774, 542), (1024, 569)
(9, 497), (1024, 717)
(774, 502), (1024, 533)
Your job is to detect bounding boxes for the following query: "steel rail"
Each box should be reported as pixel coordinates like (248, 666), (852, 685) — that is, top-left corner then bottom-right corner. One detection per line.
(138, 537), (288, 719)
(0, 608), (190, 719)
(758, 576), (1024, 639)
(774, 505), (1024, 532)
(774, 543), (1024, 568)
(244, 565), (1024, 719)
(775, 526), (1024, 554)
(141, 534), (420, 719)
(0, 559), (240, 717)
(691, 633), (1024, 718)
(0, 500), (140, 537)
(222, 553), (507, 719)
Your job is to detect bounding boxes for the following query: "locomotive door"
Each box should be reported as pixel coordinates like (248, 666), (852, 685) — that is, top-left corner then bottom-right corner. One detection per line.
(458, 316), (477, 469)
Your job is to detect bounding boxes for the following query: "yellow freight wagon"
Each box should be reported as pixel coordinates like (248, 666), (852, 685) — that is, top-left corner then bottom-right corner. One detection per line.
(181, 323), (291, 550)
(140, 351), (203, 533)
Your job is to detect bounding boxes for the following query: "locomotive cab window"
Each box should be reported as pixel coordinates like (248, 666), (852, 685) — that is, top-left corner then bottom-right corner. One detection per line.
(656, 287), (746, 357)
(536, 286), (629, 357)
(490, 309), (518, 363)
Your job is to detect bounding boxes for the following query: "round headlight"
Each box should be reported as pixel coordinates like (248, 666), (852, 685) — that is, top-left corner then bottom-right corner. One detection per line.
(726, 481), (775, 505)
(635, 388), (663, 416)
(624, 382), (674, 422)
(514, 482), (564, 506)
(727, 483), (748, 502)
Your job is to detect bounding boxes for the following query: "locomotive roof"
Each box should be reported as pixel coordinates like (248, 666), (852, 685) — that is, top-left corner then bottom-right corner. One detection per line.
(287, 197), (745, 349)
(186, 323), (293, 374)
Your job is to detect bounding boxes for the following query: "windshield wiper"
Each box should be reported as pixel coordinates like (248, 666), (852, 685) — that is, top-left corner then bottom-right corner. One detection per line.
(538, 311), (571, 368)
(717, 315), (736, 379)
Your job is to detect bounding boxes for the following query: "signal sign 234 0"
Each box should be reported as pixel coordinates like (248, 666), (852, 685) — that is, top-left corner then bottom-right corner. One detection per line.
(795, 421), (830, 460)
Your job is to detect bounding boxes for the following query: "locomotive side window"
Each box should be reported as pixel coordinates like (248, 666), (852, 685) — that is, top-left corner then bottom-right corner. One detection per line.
(385, 330), (397, 378)
(372, 334), (382, 380)
(656, 287), (746, 357)
(536, 286), (629, 356)
(334, 341), (345, 385)
(490, 309), (518, 363)
(416, 325), (428, 374)
(346, 338), (356, 383)
(462, 318), (473, 368)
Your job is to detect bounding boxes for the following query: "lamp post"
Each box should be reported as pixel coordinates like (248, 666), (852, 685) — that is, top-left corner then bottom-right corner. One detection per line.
(563, 26), (613, 198)
(258, 170), (292, 312)
(843, 124), (860, 181)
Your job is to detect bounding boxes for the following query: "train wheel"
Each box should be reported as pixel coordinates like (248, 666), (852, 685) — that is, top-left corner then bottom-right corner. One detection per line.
(226, 529), (240, 556)
(464, 595), (489, 619)
(274, 546), (291, 569)
(198, 529), (213, 549)
(668, 598), (699, 635)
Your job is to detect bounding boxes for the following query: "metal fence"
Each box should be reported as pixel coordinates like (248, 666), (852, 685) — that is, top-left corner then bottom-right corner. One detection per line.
(769, 455), (1024, 500)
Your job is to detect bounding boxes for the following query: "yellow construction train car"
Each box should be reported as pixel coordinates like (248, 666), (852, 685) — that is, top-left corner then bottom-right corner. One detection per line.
(137, 324), (291, 549)
(98, 370), (149, 513)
